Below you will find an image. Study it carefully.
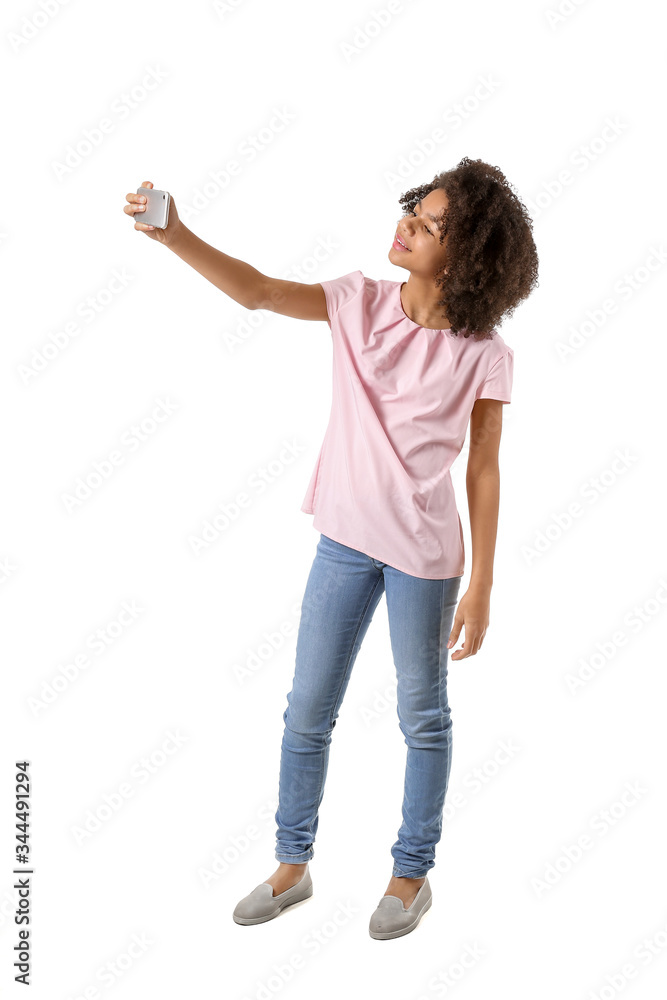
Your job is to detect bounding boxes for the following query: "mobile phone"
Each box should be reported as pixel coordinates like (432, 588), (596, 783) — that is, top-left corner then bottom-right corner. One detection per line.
(136, 187), (170, 228)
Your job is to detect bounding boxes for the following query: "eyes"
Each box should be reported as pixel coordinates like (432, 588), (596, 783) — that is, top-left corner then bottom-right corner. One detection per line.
(409, 209), (433, 235)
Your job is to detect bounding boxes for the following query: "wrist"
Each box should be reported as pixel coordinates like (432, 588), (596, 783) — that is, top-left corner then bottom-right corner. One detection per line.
(165, 221), (188, 252)
(468, 576), (493, 593)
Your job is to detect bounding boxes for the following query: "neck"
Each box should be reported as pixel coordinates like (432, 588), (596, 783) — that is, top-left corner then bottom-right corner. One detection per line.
(400, 276), (450, 329)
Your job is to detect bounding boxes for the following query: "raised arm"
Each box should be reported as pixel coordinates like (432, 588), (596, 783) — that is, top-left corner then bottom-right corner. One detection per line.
(124, 181), (328, 321)
(167, 227), (328, 320)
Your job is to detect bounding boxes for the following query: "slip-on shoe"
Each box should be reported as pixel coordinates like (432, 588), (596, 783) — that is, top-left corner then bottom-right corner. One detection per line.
(369, 876), (432, 939)
(233, 865), (313, 925)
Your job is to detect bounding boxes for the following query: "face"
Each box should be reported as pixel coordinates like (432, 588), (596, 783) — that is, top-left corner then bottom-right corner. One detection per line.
(389, 188), (450, 277)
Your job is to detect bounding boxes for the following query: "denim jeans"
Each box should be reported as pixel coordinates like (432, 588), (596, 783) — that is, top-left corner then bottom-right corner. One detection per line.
(274, 533), (463, 879)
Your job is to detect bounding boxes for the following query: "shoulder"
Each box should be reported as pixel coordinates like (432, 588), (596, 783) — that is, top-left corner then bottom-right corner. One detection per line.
(321, 270), (394, 297)
(320, 269), (364, 310)
(321, 269), (365, 293)
(487, 331), (514, 361)
(320, 270), (388, 318)
(465, 329), (514, 368)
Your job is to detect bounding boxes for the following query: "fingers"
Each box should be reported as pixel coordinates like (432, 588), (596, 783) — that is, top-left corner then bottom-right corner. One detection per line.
(447, 611), (464, 650)
(125, 188), (154, 228)
(123, 181), (153, 216)
(450, 629), (485, 660)
(448, 609), (485, 659)
(124, 192), (146, 214)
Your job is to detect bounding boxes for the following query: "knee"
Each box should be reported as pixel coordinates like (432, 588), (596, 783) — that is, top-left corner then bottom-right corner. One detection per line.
(282, 704), (334, 749)
(397, 708), (452, 748)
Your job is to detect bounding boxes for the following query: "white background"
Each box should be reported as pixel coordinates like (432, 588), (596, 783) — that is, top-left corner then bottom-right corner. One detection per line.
(1, 0), (666, 996)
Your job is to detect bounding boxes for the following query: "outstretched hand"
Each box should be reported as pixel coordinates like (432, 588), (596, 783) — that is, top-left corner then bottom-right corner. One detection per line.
(447, 586), (491, 660)
(123, 180), (182, 246)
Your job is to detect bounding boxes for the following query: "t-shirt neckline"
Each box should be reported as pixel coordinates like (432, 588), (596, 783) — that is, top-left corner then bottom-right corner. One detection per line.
(397, 281), (451, 333)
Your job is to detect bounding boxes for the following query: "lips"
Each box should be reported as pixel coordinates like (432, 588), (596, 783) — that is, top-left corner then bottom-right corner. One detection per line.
(393, 232), (411, 251)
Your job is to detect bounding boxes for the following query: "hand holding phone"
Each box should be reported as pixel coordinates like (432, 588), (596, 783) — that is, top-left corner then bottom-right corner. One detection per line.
(136, 186), (170, 228)
(124, 181), (182, 246)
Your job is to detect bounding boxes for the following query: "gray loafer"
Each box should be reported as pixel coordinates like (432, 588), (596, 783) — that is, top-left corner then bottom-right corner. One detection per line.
(233, 865), (313, 925)
(369, 877), (432, 939)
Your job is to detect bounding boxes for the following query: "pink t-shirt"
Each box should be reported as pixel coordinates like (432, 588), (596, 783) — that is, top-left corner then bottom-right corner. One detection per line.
(301, 270), (514, 579)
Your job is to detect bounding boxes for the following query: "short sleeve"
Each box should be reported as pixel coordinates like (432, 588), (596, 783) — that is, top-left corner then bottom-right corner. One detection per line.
(320, 270), (365, 328)
(475, 347), (514, 403)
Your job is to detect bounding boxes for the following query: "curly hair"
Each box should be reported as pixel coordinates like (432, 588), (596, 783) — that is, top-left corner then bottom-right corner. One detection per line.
(398, 157), (539, 340)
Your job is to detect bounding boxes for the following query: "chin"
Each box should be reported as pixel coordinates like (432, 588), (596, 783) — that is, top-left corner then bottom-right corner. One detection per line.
(388, 249), (412, 270)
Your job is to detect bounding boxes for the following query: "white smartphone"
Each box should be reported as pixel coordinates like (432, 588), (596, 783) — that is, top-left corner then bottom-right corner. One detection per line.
(136, 187), (170, 228)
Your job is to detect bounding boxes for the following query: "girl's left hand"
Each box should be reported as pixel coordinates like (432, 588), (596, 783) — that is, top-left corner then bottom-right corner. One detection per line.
(447, 586), (490, 660)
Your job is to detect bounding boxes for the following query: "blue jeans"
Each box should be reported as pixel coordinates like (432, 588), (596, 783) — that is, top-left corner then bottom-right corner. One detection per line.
(274, 533), (463, 878)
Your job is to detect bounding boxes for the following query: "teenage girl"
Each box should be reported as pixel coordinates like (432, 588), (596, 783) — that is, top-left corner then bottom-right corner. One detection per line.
(123, 157), (538, 940)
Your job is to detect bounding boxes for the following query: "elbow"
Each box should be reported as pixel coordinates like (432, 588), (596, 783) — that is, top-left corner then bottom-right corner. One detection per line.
(250, 277), (275, 312)
(466, 461), (500, 482)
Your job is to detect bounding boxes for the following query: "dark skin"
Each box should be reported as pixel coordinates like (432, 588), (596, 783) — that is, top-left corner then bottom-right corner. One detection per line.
(389, 189), (502, 661)
(383, 189), (504, 906)
(235, 196), (505, 910)
(391, 187), (453, 328)
(124, 181), (506, 911)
